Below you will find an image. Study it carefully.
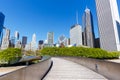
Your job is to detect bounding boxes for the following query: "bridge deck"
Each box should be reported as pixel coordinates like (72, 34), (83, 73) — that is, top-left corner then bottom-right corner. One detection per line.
(43, 57), (108, 80)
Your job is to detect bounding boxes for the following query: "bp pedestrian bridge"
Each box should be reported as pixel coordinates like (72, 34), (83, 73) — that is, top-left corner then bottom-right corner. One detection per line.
(0, 57), (120, 80)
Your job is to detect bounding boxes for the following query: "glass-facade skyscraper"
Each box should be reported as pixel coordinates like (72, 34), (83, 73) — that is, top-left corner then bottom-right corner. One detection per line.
(0, 12), (5, 46)
(22, 36), (27, 48)
(95, 0), (120, 51)
(82, 8), (95, 48)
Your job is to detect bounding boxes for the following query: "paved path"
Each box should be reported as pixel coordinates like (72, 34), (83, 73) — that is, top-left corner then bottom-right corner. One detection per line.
(107, 58), (120, 63)
(0, 66), (26, 76)
(43, 58), (107, 80)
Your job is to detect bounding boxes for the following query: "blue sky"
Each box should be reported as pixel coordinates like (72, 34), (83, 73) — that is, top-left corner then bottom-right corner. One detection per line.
(0, 0), (120, 44)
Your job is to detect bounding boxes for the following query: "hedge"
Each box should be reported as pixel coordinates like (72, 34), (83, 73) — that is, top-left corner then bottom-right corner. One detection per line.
(0, 48), (22, 65)
(40, 47), (119, 59)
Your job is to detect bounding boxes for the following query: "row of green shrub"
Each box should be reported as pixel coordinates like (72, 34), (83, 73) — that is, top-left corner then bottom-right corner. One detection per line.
(40, 47), (119, 59)
(0, 48), (22, 65)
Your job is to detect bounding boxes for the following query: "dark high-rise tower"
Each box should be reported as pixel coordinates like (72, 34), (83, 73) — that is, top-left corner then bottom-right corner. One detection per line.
(22, 36), (27, 48)
(82, 7), (95, 48)
(0, 12), (5, 45)
(38, 40), (44, 49)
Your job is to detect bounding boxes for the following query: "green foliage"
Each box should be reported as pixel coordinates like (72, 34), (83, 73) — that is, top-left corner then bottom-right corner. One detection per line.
(0, 48), (22, 65)
(40, 47), (119, 59)
(24, 50), (36, 56)
(23, 50), (41, 56)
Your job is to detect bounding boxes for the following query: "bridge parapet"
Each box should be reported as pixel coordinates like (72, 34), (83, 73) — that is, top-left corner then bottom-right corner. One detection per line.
(0, 56), (52, 80)
(62, 57), (120, 80)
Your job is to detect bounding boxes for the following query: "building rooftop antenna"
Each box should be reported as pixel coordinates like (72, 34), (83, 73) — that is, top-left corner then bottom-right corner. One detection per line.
(76, 11), (79, 24)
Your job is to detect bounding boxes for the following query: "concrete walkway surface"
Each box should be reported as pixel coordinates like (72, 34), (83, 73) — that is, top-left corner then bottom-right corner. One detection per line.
(107, 58), (120, 63)
(0, 66), (25, 76)
(43, 57), (108, 80)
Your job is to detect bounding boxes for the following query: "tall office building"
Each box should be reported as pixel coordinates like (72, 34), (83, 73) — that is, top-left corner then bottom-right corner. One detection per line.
(82, 7), (95, 48)
(95, 0), (120, 51)
(25, 43), (31, 51)
(15, 40), (21, 48)
(0, 12), (5, 45)
(31, 33), (36, 51)
(70, 24), (82, 46)
(1, 29), (10, 49)
(15, 31), (19, 40)
(47, 32), (54, 45)
(22, 36), (27, 48)
(38, 40), (44, 49)
(14, 31), (20, 48)
(10, 36), (15, 47)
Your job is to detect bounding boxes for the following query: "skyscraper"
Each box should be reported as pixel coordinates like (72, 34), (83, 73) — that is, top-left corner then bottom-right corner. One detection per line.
(70, 12), (82, 46)
(15, 40), (21, 48)
(0, 12), (5, 45)
(31, 33), (36, 51)
(15, 31), (19, 40)
(95, 0), (120, 51)
(82, 7), (95, 48)
(10, 36), (15, 47)
(22, 36), (27, 48)
(14, 31), (21, 48)
(70, 24), (82, 46)
(47, 32), (54, 45)
(38, 40), (44, 49)
(1, 29), (10, 49)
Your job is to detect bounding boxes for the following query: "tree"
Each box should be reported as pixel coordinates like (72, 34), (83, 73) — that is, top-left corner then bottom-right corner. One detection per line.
(0, 48), (22, 65)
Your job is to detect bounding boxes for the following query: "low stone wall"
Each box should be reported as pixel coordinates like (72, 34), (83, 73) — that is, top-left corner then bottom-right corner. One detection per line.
(62, 57), (120, 80)
(0, 57), (52, 80)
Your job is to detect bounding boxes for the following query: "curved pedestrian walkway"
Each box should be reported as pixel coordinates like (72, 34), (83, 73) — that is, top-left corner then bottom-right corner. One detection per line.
(43, 57), (108, 80)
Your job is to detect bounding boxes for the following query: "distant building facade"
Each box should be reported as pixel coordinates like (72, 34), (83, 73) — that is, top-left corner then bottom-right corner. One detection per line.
(58, 35), (66, 47)
(25, 43), (31, 51)
(38, 40), (44, 49)
(14, 31), (21, 48)
(0, 12), (5, 46)
(70, 24), (82, 46)
(15, 40), (21, 48)
(31, 33), (36, 51)
(82, 8), (95, 48)
(95, 0), (120, 51)
(25, 34), (36, 51)
(15, 31), (19, 40)
(44, 44), (54, 47)
(22, 36), (27, 48)
(1, 29), (10, 49)
(10, 36), (15, 47)
(94, 38), (100, 48)
(47, 32), (54, 45)
(58, 35), (70, 47)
